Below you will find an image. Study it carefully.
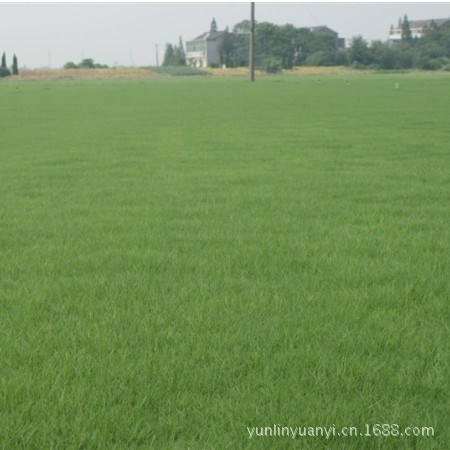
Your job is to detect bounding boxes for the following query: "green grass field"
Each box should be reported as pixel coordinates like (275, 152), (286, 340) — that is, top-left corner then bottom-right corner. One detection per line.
(0, 74), (448, 449)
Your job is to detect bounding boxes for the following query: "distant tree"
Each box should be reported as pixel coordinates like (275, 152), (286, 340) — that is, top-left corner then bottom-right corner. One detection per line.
(265, 58), (282, 74)
(179, 36), (186, 65)
(12, 54), (19, 75)
(305, 50), (333, 66)
(233, 20), (251, 35)
(218, 27), (235, 67)
(304, 30), (342, 66)
(173, 36), (186, 66)
(348, 35), (370, 66)
(401, 14), (413, 43)
(419, 20), (449, 56)
(369, 40), (395, 69)
(163, 40), (186, 67)
(413, 20), (450, 69)
(254, 22), (279, 66)
(78, 58), (95, 69)
(0, 53), (10, 77)
(309, 30), (338, 54)
(162, 43), (175, 66)
(64, 59), (107, 69)
(392, 44), (415, 68)
(421, 19), (440, 44)
(228, 33), (249, 67)
(0, 67), (11, 77)
(255, 21), (297, 68)
(276, 24), (299, 69)
(161, 16), (450, 72)
(292, 28), (313, 65)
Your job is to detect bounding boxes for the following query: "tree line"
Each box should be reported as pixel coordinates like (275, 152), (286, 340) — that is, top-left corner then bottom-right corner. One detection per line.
(162, 15), (450, 72)
(217, 20), (348, 71)
(0, 53), (19, 77)
(345, 16), (450, 71)
(64, 58), (109, 69)
(162, 37), (186, 67)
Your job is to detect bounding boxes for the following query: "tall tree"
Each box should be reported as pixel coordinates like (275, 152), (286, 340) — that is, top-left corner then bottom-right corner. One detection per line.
(233, 20), (251, 35)
(348, 35), (370, 65)
(12, 54), (19, 75)
(0, 52), (11, 77)
(173, 36), (186, 66)
(401, 14), (413, 43)
(162, 43), (175, 66)
(369, 41), (395, 69)
(254, 22), (281, 67)
(179, 36), (186, 64)
(292, 28), (313, 65)
(218, 27), (235, 67)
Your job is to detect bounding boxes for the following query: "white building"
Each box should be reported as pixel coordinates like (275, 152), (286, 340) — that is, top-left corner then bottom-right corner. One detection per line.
(186, 19), (226, 68)
(389, 18), (450, 44)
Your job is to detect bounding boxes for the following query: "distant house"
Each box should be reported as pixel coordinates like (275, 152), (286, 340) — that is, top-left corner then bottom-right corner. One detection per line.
(186, 18), (226, 68)
(309, 26), (346, 49)
(185, 20), (345, 67)
(389, 17), (450, 44)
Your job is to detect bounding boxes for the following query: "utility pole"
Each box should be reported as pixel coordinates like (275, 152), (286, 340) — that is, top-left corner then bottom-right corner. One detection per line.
(249, 2), (255, 82)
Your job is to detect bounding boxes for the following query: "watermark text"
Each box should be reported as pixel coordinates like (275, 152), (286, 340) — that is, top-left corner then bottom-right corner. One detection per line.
(247, 424), (435, 440)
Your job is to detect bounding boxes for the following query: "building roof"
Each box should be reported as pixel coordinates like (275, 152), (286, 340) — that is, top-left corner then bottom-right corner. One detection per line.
(408, 18), (450, 29)
(309, 26), (338, 36)
(189, 30), (226, 42)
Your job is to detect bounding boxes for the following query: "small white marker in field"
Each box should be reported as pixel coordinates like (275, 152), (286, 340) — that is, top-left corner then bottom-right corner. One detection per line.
(395, 82), (399, 90)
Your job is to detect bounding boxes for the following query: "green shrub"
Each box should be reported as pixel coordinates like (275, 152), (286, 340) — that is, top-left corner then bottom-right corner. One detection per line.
(78, 58), (95, 69)
(0, 67), (11, 77)
(417, 57), (441, 70)
(64, 59), (108, 70)
(265, 58), (282, 74)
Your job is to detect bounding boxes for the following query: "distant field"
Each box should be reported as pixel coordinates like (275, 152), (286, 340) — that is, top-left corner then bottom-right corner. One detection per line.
(10, 66), (333, 81)
(9, 65), (421, 81)
(13, 67), (161, 81)
(0, 74), (448, 449)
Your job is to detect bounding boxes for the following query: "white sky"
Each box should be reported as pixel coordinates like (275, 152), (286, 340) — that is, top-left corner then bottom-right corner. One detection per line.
(0, 2), (449, 69)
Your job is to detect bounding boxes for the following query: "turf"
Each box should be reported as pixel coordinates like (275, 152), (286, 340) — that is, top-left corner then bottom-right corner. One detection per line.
(0, 74), (448, 449)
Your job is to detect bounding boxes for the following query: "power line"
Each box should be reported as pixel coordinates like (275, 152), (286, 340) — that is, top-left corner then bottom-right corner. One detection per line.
(300, 3), (321, 27)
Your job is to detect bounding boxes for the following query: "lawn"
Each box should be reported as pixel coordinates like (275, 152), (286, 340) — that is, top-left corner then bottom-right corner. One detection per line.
(0, 73), (448, 449)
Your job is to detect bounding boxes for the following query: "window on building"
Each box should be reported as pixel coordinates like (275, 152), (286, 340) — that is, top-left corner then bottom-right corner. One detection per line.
(187, 42), (206, 53)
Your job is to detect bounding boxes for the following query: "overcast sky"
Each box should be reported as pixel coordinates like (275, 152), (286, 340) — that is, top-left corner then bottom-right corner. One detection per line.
(0, 2), (449, 69)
